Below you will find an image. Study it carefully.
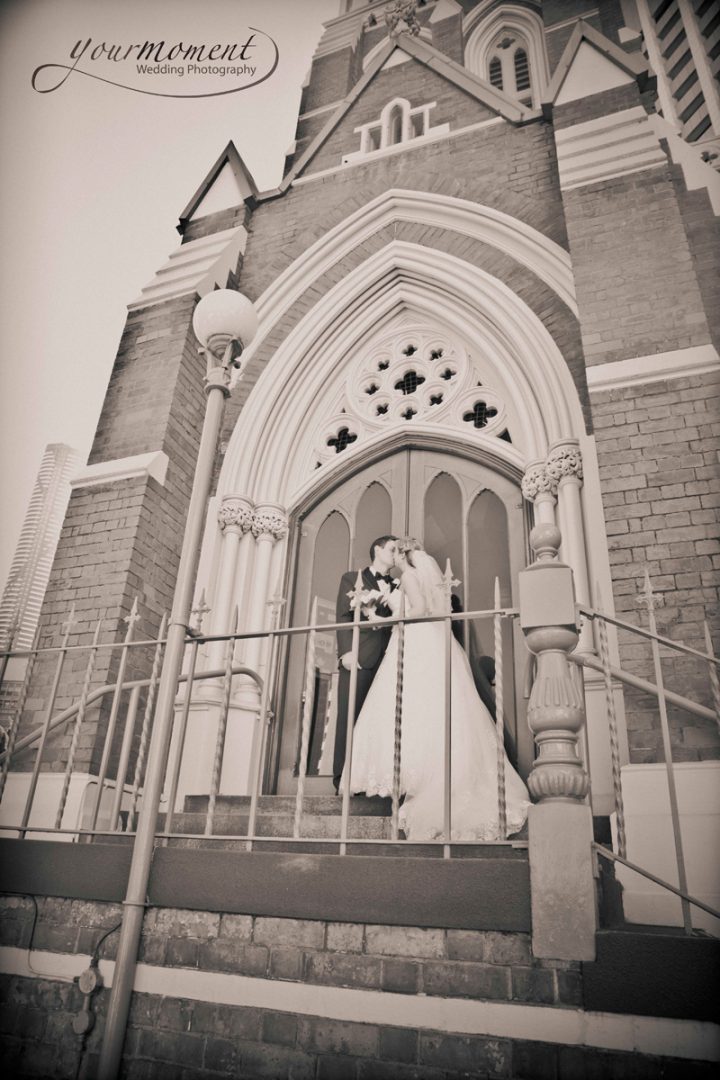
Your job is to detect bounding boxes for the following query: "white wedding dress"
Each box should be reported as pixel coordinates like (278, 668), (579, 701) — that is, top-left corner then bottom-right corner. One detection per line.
(341, 551), (530, 841)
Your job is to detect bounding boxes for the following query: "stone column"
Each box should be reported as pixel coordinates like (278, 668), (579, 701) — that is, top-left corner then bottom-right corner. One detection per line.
(209, 495), (254, 671)
(236, 504), (288, 707)
(521, 460), (556, 527)
(546, 440), (593, 655)
(519, 524), (597, 961)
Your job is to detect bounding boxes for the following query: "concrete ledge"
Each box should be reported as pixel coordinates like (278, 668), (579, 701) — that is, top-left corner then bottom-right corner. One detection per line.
(0, 839), (132, 901)
(0, 840), (530, 931)
(149, 848), (532, 931)
(70, 450), (169, 489)
(586, 344), (720, 392)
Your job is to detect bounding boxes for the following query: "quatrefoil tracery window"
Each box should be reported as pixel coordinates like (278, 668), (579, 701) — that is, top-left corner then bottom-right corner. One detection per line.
(316, 326), (511, 469)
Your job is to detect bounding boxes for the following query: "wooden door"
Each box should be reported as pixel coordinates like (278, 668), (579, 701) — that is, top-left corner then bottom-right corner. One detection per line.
(273, 449), (530, 792)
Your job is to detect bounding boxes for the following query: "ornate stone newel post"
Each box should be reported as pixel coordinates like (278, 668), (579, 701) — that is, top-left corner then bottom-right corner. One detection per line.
(519, 523), (597, 961)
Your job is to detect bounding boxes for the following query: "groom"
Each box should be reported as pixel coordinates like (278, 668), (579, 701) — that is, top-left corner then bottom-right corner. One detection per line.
(333, 535), (398, 793)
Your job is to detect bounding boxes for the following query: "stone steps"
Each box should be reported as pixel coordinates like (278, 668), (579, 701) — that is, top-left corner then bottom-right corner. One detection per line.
(182, 794), (393, 817)
(164, 836), (529, 858)
(167, 811), (392, 840)
(158, 794), (529, 857)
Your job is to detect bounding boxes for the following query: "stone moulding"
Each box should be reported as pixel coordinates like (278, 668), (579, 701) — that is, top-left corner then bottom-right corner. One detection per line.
(69, 450), (169, 490)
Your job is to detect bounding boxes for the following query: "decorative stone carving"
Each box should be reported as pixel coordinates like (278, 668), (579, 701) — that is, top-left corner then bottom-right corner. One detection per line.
(521, 461), (554, 501)
(313, 323), (509, 469)
(218, 496), (254, 533)
(519, 524), (589, 804)
(384, 0), (421, 38)
(251, 506), (288, 542)
(546, 441), (583, 485)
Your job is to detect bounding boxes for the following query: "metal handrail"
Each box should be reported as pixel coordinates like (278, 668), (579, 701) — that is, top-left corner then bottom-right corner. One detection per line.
(578, 604), (719, 667)
(569, 651), (715, 721)
(2, 605), (513, 764)
(0, 605), (519, 664)
(0, 664), (263, 764)
(580, 582), (718, 936)
(594, 844), (720, 923)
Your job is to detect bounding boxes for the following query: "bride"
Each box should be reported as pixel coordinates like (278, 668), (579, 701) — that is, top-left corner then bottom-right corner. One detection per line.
(341, 538), (530, 841)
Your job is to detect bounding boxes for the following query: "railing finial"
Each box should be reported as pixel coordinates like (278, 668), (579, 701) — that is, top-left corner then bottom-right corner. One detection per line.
(637, 568), (664, 612)
(123, 596), (141, 635)
(191, 589), (211, 634)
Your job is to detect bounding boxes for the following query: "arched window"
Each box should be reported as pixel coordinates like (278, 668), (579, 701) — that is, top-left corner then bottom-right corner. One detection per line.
(514, 47), (530, 93)
(387, 104), (404, 146)
(464, 8), (549, 109)
(348, 98), (449, 162)
(487, 33), (533, 101)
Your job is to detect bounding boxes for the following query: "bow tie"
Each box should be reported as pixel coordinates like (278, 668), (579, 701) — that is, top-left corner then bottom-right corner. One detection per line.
(373, 572), (393, 584)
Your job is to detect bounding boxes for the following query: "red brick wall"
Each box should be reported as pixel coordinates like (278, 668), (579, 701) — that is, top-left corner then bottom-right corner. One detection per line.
(300, 48), (356, 115)
(430, 7), (464, 65)
(592, 370), (720, 762)
(304, 61), (495, 176)
(19, 295), (213, 771)
(543, 7), (604, 72)
(671, 169), (720, 355)
(0, 893), (580, 1079)
(563, 166), (712, 368)
(0, 894), (708, 1080)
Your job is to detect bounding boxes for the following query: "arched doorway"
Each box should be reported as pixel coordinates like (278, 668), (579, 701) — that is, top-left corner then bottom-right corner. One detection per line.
(271, 447), (531, 794)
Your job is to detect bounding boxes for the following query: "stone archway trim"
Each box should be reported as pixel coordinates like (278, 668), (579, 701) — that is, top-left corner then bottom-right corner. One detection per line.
(224, 241), (584, 505)
(239, 191), (576, 385)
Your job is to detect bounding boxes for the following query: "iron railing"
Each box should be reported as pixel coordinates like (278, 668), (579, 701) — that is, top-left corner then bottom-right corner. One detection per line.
(0, 579), (522, 857)
(571, 573), (720, 934)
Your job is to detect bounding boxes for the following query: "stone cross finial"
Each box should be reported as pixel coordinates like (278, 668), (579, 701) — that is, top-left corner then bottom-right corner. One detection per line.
(384, 0), (421, 38)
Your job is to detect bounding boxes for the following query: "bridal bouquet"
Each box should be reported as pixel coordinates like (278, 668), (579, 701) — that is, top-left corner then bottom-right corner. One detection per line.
(347, 579), (393, 621)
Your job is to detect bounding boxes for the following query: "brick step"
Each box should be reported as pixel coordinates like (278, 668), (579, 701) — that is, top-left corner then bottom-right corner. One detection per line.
(166, 811), (392, 840)
(165, 836), (529, 858)
(182, 794), (392, 817)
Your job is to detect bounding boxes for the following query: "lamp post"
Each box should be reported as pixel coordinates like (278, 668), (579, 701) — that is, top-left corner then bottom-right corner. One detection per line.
(98, 290), (258, 1080)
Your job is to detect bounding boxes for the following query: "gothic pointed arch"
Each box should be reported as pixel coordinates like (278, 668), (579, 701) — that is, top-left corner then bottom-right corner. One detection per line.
(464, 4), (549, 109)
(220, 238), (584, 513)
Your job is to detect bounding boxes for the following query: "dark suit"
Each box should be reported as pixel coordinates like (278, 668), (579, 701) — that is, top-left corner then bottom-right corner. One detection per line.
(333, 567), (394, 787)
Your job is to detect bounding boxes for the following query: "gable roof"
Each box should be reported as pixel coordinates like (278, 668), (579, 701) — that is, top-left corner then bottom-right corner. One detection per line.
(280, 31), (539, 192)
(178, 141), (259, 232)
(543, 20), (648, 110)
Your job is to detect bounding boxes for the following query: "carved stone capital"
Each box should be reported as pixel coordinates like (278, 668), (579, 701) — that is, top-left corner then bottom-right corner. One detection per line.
(218, 496), (254, 533)
(546, 441), (583, 486)
(521, 461), (555, 501)
(251, 505), (288, 542)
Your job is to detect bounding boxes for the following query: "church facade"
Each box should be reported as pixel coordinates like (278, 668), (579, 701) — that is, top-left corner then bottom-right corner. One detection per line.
(2, 2), (719, 1077)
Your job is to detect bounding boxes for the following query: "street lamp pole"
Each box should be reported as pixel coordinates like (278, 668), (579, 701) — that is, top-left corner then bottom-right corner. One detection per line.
(98, 290), (258, 1080)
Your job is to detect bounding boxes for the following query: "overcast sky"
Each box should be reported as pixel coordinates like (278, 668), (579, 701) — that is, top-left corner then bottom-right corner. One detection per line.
(0, 0), (339, 587)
